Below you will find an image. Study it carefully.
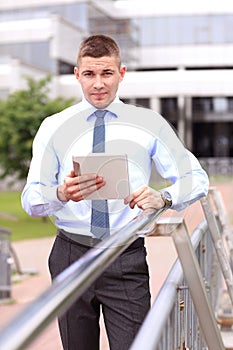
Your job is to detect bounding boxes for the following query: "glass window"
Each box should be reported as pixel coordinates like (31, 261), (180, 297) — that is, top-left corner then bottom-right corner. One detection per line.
(193, 97), (213, 116)
(194, 15), (210, 44)
(161, 97), (178, 127)
(135, 98), (150, 108)
(0, 42), (52, 72)
(193, 122), (213, 157)
(193, 122), (233, 157)
(213, 97), (228, 113)
(225, 16), (233, 43)
(136, 14), (233, 46)
(211, 15), (226, 43)
(228, 98), (233, 111)
(0, 3), (88, 31)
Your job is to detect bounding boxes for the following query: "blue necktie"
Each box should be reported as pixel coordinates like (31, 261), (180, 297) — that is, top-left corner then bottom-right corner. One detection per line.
(90, 110), (110, 240)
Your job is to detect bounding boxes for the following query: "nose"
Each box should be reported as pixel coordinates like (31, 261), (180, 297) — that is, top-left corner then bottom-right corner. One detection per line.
(93, 75), (104, 89)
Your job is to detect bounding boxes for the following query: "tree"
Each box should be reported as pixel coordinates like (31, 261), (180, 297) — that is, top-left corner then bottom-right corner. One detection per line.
(0, 75), (75, 182)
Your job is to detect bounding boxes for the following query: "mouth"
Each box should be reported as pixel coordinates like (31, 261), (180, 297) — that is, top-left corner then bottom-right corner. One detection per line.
(91, 92), (107, 99)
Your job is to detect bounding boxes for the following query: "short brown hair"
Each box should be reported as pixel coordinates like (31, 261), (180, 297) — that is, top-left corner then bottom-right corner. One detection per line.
(77, 34), (121, 68)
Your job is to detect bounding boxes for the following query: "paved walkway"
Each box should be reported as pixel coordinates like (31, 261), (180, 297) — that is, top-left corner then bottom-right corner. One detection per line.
(0, 237), (63, 349)
(0, 182), (233, 349)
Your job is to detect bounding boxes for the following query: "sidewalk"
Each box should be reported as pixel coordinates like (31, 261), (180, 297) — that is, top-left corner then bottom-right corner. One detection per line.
(0, 237), (63, 350)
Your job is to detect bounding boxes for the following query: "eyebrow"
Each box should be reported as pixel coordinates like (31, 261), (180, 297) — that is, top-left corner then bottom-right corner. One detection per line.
(81, 70), (93, 74)
(81, 68), (115, 74)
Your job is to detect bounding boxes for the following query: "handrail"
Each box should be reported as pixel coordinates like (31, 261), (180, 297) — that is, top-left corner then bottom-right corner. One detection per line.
(130, 219), (208, 350)
(0, 209), (164, 350)
(130, 188), (231, 349)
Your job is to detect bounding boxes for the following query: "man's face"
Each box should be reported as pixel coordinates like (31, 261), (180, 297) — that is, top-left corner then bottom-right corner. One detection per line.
(74, 55), (126, 109)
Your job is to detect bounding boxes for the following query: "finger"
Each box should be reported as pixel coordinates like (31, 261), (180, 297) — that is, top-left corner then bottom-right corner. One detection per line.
(124, 186), (147, 206)
(66, 170), (76, 177)
(77, 176), (104, 192)
(130, 188), (149, 209)
(132, 186), (147, 198)
(78, 178), (105, 196)
(138, 194), (165, 210)
(67, 177), (106, 202)
(124, 193), (134, 205)
(64, 173), (100, 189)
(78, 173), (101, 184)
(71, 180), (106, 201)
(83, 181), (106, 197)
(131, 197), (148, 210)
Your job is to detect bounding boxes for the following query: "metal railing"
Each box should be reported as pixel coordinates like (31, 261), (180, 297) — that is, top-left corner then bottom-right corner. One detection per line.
(130, 219), (221, 349)
(0, 227), (12, 300)
(199, 157), (233, 176)
(0, 187), (232, 349)
(130, 187), (233, 349)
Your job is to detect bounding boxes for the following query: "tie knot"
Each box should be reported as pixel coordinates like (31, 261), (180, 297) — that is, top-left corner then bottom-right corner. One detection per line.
(95, 110), (108, 119)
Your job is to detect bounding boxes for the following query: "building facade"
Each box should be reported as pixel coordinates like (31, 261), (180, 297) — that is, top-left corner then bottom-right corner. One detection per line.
(1, 0), (233, 175)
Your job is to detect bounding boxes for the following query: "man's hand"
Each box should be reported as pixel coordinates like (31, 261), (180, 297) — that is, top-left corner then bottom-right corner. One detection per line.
(57, 170), (106, 202)
(124, 186), (165, 211)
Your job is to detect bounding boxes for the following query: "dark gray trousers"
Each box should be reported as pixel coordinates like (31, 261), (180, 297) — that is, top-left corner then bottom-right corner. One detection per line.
(48, 231), (151, 350)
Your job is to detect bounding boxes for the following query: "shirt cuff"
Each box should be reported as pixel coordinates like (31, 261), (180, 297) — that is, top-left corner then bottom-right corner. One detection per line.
(41, 185), (66, 212)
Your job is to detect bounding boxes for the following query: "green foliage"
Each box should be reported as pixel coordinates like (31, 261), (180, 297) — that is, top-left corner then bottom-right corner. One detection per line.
(0, 192), (56, 241)
(0, 75), (75, 181)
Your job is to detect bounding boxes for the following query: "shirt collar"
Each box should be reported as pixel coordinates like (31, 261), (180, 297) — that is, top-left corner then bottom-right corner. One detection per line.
(81, 96), (122, 121)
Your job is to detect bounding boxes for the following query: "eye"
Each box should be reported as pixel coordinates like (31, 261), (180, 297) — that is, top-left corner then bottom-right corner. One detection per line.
(104, 70), (114, 76)
(83, 71), (93, 77)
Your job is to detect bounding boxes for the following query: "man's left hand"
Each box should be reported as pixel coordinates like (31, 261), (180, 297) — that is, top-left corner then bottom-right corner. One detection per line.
(124, 186), (165, 210)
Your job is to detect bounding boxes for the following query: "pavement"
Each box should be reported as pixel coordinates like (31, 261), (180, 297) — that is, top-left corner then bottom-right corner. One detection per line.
(0, 237), (63, 350)
(0, 182), (233, 349)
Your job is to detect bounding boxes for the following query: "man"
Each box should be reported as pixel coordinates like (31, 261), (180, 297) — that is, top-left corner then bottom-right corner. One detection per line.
(21, 34), (209, 350)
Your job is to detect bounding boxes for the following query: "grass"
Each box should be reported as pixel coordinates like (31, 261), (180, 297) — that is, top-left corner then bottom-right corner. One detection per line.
(0, 192), (56, 241)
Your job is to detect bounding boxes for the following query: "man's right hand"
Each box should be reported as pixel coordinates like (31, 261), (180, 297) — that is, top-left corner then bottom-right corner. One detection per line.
(57, 170), (106, 202)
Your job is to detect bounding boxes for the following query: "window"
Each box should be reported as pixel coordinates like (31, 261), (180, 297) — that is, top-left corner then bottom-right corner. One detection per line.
(136, 14), (233, 46)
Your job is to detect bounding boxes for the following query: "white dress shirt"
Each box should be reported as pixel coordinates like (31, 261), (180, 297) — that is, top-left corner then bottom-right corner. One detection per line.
(21, 98), (209, 235)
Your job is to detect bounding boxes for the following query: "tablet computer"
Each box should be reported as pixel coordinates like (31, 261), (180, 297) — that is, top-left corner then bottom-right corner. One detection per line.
(72, 154), (130, 200)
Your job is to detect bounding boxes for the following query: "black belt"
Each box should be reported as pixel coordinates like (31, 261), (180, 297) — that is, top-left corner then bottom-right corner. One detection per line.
(58, 229), (101, 247)
(57, 229), (144, 250)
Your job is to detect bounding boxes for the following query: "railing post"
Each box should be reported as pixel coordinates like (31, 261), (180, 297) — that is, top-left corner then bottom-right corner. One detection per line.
(170, 219), (224, 349)
(209, 187), (233, 270)
(201, 196), (233, 305)
(131, 217), (224, 350)
(0, 227), (12, 301)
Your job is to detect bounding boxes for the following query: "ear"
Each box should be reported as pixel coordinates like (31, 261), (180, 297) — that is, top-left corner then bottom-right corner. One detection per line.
(119, 65), (126, 81)
(74, 66), (80, 80)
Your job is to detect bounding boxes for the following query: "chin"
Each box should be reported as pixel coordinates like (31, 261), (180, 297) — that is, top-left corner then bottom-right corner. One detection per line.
(93, 101), (108, 109)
